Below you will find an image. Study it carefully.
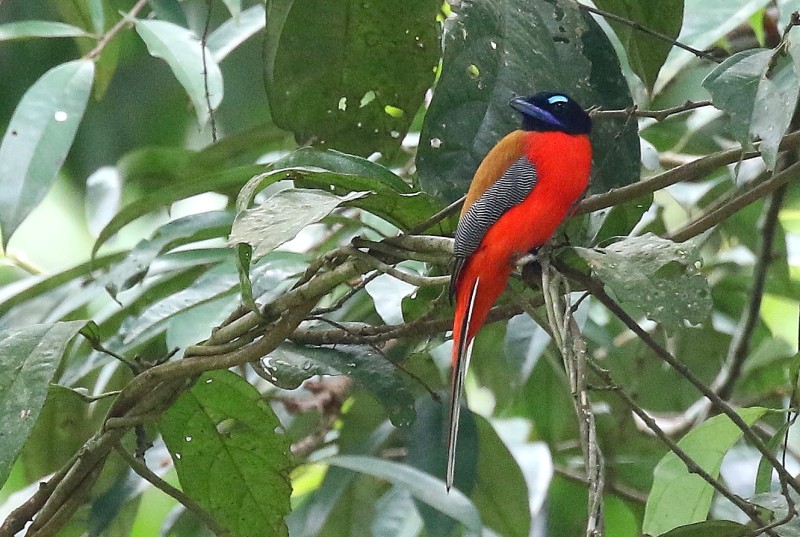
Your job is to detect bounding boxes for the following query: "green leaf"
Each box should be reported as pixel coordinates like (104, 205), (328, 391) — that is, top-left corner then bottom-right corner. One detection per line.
(574, 233), (712, 330)
(371, 486), (424, 537)
(702, 49), (773, 148)
(0, 321), (86, 487)
(750, 46), (800, 169)
(657, 521), (750, 537)
(264, 0), (440, 157)
(120, 262), (239, 346)
(232, 167), (441, 235)
(158, 371), (292, 537)
(471, 416), (531, 537)
(0, 21), (92, 41)
(207, 4), (265, 62)
(406, 396), (478, 536)
(642, 407), (769, 536)
(230, 188), (368, 260)
(417, 0), (639, 203)
(0, 59), (94, 247)
(269, 148), (411, 193)
(593, 0), (684, 92)
(221, 0), (241, 17)
(264, 342), (416, 427)
(135, 19), (223, 126)
(658, 0), (772, 91)
(92, 165), (264, 257)
(101, 211), (234, 297)
(327, 455), (482, 536)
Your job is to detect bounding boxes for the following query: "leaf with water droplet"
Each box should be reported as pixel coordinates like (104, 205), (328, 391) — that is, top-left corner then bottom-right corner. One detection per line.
(574, 233), (712, 330)
(158, 370), (291, 537)
(263, 342), (416, 426)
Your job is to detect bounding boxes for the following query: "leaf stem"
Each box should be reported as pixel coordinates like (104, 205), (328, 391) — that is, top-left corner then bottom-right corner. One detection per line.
(114, 443), (230, 536)
(84, 0), (150, 61)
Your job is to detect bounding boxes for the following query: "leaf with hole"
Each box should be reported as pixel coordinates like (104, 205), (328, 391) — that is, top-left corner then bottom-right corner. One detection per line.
(417, 0), (639, 203)
(574, 233), (712, 330)
(264, 0), (440, 157)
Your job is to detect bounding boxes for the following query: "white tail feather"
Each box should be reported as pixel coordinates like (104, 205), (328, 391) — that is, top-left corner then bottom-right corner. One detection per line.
(446, 277), (480, 491)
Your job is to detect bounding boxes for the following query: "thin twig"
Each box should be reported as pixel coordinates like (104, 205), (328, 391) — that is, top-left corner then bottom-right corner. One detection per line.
(576, 2), (718, 62)
(114, 443), (230, 536)
(201, 0), (218, 141)
(553, 465), (647, 505)
(668, 161), (800, 242)
(541, 260), (604, 536)
(84, 0), (149, 60)
(587, 362), (776, 534)
(558, 262), (800, 497)
(576, 131), (800, 215)
(714, 184), (788, 400)
(591, 100), (713, 122)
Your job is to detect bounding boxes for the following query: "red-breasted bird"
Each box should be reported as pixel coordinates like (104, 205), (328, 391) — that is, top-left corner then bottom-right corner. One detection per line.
(447, 92), (592, 490)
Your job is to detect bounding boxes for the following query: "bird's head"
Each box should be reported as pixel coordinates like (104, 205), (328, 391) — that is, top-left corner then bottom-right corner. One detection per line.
(510, 92), (592, 135)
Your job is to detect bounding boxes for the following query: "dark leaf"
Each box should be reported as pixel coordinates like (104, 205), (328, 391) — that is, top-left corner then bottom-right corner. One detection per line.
(264, 0), (440, 157)
(417, 0), (639, 203)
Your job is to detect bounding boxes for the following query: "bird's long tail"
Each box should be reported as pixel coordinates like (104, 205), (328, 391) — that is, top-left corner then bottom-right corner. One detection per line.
(446, 276), (480, 491)
(446, 255), (514, 491)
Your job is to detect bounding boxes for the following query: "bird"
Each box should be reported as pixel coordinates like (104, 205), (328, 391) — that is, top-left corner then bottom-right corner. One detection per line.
(446, 92), (593, 490)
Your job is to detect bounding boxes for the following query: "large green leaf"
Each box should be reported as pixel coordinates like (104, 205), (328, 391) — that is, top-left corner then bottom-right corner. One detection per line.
(327, 455), (482, 536)
(158, 371), (292, 537)
(642, 407), (768, 536)
(263, 342), (416, 427)
(417, 0), (639, 203)
(0, 59), (94, 247)
(0, 321), (86, 487)
(405, 396), (478, 536)
(264, 0), (440, 157)
(470, 416), (530, 537)
(593, 0), (684, 92)
(574, 233), (712, 330)
(135, 19), (223, 126)
(702, 49), (772, 148)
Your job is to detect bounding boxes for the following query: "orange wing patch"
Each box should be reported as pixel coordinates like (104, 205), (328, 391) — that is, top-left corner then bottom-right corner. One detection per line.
(461, 130), (527, 216)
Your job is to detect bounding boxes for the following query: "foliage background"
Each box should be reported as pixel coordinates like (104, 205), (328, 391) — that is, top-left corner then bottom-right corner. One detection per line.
(0, 0), (800, 536)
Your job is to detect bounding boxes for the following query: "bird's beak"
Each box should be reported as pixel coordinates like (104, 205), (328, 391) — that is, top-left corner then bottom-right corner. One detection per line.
(509, 96), (557, 125)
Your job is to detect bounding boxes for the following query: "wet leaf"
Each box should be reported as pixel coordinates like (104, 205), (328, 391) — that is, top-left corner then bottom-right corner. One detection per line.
(262, 342), (416, 427)
(264, 0), (440, 157)
(0, 321), (86, 487)
(574, 233), (712, 330)
(158, 371), (292, 537)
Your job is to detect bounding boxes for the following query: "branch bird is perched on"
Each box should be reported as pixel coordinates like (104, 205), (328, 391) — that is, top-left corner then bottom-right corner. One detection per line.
(447, 92), (593, 490)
